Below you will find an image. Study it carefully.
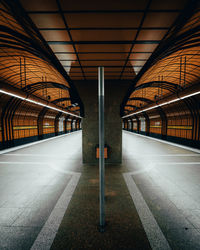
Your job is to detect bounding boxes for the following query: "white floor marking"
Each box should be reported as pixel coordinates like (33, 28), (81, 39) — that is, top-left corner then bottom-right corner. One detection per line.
(3, 153), (78, 158)
(0, 131), (82, 250)
(0, 131), (80, 155)
(159, 162), (200, 165)
(0, 162), (81, 176)
(48, 162), (81, 175)
(123, 173), (171, 250)
(124, 154), (200, 157)
(124, 130), (200, 154)
(31, 172), (81, 250)
(0, 162), (48, 164)
(129, 162), (155, 175)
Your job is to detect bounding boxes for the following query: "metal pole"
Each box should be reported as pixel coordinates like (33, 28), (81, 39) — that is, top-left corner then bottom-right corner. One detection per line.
(98, 66), (105, 231)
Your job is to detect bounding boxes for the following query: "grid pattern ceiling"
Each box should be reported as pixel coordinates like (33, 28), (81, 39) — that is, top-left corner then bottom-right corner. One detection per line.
(20, 0), (187, 81)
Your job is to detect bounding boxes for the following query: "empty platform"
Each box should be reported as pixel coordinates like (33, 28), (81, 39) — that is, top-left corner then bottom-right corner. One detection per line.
(123, 131), (200, 250)
(0, 131), (200, 249)
(0, 131), (82, 250)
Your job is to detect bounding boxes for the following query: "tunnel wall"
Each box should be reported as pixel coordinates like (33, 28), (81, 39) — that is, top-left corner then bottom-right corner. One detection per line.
(123, 95), (200, 149)
(0, 94), (81, 150)
(0, 1), (83, 150)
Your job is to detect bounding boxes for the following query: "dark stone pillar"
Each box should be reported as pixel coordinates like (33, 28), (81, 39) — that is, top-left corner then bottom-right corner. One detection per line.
(74, 80), (131, 164)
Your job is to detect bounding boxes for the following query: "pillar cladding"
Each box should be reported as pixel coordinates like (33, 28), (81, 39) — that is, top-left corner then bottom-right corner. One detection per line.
(74, 80), (131, 164)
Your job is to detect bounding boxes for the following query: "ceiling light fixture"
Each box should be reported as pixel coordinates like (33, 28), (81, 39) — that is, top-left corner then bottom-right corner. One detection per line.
(122, 90), (200, 119)
(0, 89), (81, 118)
(179, 90), (200, 100)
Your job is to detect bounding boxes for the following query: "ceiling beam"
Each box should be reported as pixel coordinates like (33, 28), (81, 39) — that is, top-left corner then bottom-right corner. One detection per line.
(54, 51), (152, 54)
(64, 65), (140, 68)
(59, 59), (146, 61)
(55, 0), (86, 80)
(47, 40), (160, 45)
(119, 0), (153, 79)
(39, 27), (169, 31)
(27, 10), (182, 14)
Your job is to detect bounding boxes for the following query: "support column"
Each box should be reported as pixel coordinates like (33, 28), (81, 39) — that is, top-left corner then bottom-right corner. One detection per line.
(74, 80), (131, 164)
(98, 66), (105, 230)
(37, 108), (47, 140)
(135, 115), (140, 133)
(55, 112), (62, 136)
(130, 119), (133, 132)
(64, 116), (69, 133)
(157, 107), (167, 139)
(143, 112), (150, 136)
(71, 119), (74, 132)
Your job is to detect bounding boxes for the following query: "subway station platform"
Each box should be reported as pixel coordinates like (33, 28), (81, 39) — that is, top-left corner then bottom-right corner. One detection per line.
(0, 131), (200, 249)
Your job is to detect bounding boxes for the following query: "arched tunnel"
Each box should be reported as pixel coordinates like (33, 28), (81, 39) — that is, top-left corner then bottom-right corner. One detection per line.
(0, 0), (200, 249)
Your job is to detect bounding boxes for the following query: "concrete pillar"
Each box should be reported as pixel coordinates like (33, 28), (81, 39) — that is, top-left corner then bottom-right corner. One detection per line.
(74, 80), (131, 164)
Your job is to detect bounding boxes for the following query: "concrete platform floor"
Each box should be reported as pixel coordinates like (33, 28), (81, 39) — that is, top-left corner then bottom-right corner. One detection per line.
(0, 132), (82, 250)
(0, 131), (200, 249)
(122, 131), (200, 250)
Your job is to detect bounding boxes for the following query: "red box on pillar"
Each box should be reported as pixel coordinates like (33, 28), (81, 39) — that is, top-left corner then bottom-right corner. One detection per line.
(96, 144), (108, 159)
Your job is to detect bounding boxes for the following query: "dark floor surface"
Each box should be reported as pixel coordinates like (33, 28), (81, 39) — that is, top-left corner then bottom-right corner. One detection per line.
(51, 164), (151, 250)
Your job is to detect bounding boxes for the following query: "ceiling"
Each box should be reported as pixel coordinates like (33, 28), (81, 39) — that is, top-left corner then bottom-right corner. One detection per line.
(1, 0), (199, 119)
(0, 0), (82, 116)
(122, 1), (200, 115)
(19, 0), (188, 81)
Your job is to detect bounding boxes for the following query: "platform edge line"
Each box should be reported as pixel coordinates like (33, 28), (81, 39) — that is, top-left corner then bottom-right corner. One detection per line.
(123, 172), (172, 250)
(30, 172), (81, 250)
(0, 130), (81, 155)
(123, 130), (200, 154)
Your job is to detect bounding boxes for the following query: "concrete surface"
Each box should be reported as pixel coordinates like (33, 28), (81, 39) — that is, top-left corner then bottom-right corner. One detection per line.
(1, 130), (200, 249)
(50, 163), (151, 250)
(123, 131), (200, 250)
(74, 80), (131, 164)
(0, 132), (82, 250)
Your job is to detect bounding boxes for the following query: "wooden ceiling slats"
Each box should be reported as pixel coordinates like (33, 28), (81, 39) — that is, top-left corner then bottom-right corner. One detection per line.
(20, 0), (185, 80)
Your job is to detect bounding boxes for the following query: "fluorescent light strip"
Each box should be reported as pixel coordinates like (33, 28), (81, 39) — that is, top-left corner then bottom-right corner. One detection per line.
(179, 90), (200, 100)
(158, 98), (179, 107)
(0, 89), (25, 100)
(0, 89), (81, 118)
(123, 90), (200, 119)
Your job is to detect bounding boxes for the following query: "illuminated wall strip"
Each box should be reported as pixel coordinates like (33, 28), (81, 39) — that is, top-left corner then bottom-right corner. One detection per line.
(167, 126), (192, 130)
(13, 126), (38, 130)
(150, 126), (162, 128)
(122, 90), (200, 119)
(0, 89), (82, 119)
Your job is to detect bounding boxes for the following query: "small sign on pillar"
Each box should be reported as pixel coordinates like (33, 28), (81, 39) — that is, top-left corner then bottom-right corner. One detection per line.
(96, 144), (109, 159)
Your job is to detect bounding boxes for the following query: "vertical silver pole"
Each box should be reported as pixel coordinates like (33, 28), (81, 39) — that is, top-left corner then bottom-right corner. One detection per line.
(98, 66), (105, 231)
